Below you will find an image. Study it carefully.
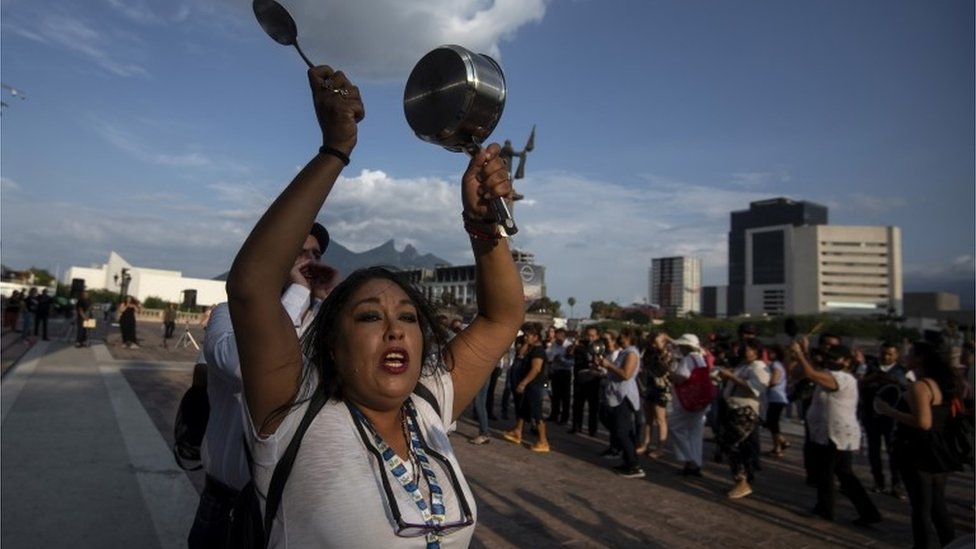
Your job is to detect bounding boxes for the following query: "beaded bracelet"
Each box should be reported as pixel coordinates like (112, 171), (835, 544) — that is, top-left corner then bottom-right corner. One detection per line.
(464, 222), (502, 241)
(318, 146), (350, 166)
(462, 211), (504, 241)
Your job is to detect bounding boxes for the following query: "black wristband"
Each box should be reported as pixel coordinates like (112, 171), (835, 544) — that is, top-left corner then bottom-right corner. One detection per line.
(319, 146), (350, 166)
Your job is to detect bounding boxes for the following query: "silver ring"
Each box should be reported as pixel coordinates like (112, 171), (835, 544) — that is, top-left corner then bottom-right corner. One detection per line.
(332, 88), (349, 97)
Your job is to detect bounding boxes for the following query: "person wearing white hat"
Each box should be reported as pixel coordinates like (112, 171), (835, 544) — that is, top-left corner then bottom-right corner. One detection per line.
(669, 333), (709, 477)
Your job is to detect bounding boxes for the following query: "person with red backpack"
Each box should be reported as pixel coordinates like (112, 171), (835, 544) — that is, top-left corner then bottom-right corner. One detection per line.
(669, 333), (715, 477)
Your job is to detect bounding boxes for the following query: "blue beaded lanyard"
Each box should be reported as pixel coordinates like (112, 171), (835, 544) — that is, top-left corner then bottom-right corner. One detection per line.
(351, 399), (445, 548)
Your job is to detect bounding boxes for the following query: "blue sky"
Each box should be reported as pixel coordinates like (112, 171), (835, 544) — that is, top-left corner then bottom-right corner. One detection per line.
(2, 0), (973, 309)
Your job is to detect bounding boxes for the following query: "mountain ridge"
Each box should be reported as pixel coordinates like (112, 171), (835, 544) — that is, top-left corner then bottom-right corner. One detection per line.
(213, 239), (451, 281)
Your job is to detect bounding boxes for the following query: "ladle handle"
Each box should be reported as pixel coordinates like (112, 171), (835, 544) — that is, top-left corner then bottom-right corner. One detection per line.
(293, 43), (314, 69)
(465, 147), (518, 237)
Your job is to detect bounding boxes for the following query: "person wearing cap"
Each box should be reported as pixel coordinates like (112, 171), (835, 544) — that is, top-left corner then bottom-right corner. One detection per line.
(790, 340), (881, 526)
(668, 333), (709, 476)
(187, 222), (337, 548)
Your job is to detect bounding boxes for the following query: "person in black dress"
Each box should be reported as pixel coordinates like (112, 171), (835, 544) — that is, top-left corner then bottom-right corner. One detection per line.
(119, 296), (140, 349)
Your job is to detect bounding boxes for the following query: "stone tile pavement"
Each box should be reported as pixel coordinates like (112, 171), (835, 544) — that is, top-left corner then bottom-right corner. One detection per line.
(2, 332), (974, 548)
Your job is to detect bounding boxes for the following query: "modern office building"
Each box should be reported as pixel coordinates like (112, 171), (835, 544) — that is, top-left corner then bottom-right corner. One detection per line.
(649, 256), (701, 317)
(701, 286), (728, 318)
(728, 198), (828, 315)
(742, 224), (902, 316)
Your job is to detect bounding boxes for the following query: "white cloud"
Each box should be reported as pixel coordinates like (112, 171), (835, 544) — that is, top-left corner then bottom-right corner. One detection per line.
(247, 0), (548, 80)
(824, 193), (907, 215)
(1, 177), (21, 192)
(105, 0), (193, 24)
(726, 170), (791, 188)
(40, 13), (150, 77)
(904, 255), (976, 280)
(87, 115), (246, 171)
(504, 171), (772, 306)
(1, 149), (967, 311)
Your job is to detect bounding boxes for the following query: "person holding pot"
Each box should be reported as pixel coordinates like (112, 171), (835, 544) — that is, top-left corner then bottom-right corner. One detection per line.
(875, 341), (962, 548)
(227, 66), (523, 547)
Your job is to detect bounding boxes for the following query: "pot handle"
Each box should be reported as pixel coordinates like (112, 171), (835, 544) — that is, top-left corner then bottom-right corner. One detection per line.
(465, 147), (519, 237)
(490, 198), (518, 237)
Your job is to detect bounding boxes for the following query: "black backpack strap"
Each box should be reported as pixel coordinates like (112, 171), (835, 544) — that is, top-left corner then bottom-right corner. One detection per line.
(259, 388), (328, 547)
(412, 381), (442, 419)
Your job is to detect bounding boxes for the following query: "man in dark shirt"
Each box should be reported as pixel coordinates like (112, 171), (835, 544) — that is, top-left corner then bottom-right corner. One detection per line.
(858, 342), (908, 498)
(570, 325), (603, 436)
(75, 291), (92, 348)
(34, 289), (53, 341)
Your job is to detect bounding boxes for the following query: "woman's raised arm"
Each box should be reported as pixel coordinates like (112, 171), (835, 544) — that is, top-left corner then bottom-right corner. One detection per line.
(447, 145), (525, 419)
(226, 66), (364, 435)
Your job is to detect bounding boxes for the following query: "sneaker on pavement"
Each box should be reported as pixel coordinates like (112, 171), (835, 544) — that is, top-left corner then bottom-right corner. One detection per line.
(727, 481), (753, 499)
(502, 431), (522, 445)
(469, 435), (490, 445)
(529, 442), (550, 453)
(613, 465), (646, 479)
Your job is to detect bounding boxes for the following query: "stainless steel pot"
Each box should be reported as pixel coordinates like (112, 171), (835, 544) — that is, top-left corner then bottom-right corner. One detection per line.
(404, 45), (517, 235)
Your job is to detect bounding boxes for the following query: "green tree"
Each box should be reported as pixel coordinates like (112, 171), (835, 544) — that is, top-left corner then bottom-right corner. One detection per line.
(590, 301), (621, 320)
(567, 296), (576, 318)
(28, 267), (55, 286)
(528, 297), (561, 317)
(143, 296), (168, 309)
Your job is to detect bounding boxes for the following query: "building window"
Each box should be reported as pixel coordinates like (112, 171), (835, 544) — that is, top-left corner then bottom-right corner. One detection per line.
(752, 230), (785, 285)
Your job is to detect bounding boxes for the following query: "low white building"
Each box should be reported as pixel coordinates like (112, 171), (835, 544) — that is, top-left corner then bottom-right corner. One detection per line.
(62, 251), (227, 306)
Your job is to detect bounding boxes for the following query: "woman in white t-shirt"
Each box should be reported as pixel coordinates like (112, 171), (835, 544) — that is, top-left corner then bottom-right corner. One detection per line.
(791, 340), (880, 526)
(226, 66), (524, 548)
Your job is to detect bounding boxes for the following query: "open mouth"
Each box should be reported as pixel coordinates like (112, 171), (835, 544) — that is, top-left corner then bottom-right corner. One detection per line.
(381, 349), (409, 374)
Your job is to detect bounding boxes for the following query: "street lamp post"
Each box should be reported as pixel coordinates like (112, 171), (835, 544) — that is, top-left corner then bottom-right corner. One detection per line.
(115, 268), (131, 302)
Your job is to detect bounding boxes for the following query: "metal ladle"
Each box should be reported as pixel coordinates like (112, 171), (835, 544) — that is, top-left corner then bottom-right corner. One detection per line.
(253, 0), (314, 68)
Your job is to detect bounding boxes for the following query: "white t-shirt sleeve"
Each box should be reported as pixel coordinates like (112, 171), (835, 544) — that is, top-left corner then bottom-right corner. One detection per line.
(744, 361), (771, 397)
(673, 354), (695, 379)
(203, 303), (242, 385)
(281, 284), (312, 330)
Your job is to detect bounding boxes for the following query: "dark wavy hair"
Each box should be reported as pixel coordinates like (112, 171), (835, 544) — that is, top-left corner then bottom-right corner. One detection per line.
(263, 266), (452, 431)
(911, 341), (963, 401)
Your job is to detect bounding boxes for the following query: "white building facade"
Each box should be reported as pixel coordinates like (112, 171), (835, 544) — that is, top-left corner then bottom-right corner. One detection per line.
(649, 256), (702, 317)
(743, 225), (902, 316)
(62, 251), (227, 306)
(403, 249), (545, 309)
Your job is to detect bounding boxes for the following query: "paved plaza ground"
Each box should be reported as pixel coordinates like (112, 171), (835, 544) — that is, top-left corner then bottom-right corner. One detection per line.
(2, 318), (974, 548)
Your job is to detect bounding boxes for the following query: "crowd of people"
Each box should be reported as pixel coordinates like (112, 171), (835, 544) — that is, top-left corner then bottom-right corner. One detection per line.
(2, 287), (54, 343)
(25, 62), (946, 548)
(468, 320), (973, 548)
